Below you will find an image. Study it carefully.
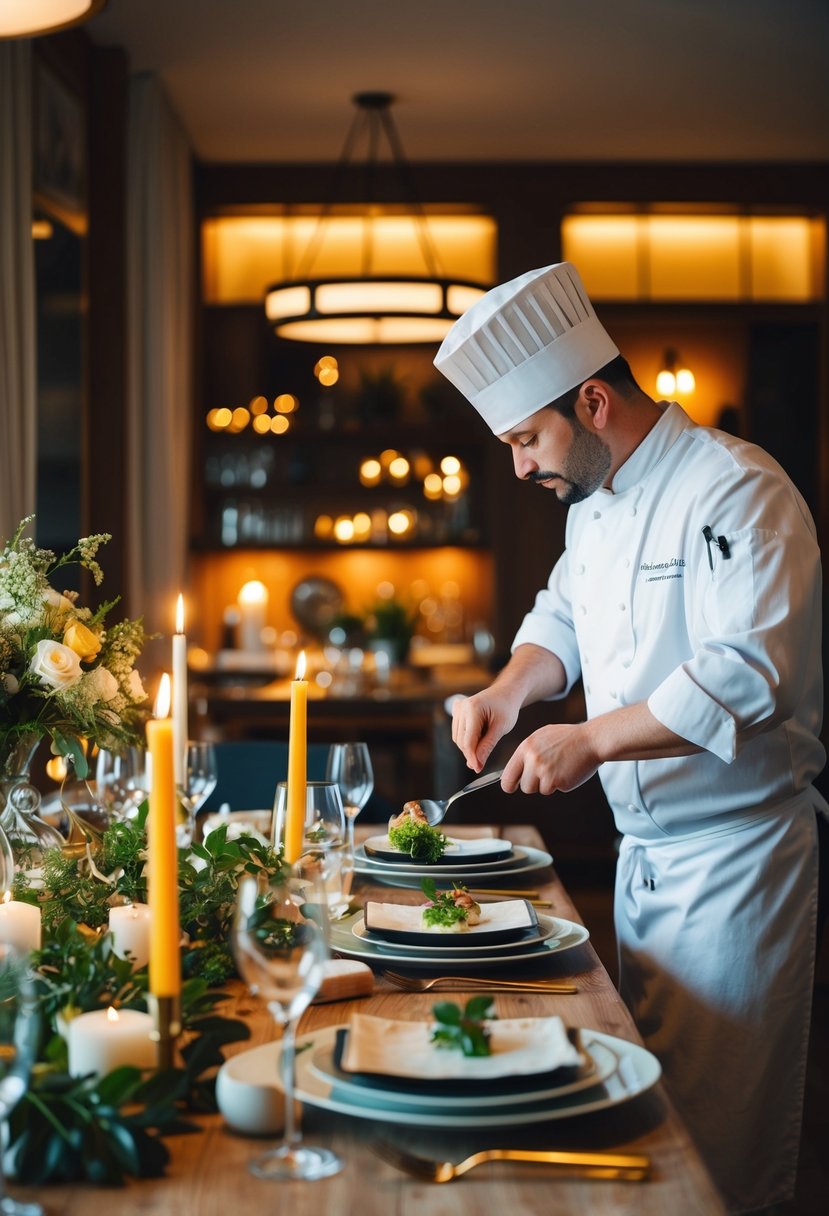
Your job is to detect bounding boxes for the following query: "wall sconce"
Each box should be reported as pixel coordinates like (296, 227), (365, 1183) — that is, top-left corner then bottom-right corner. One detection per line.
(656, 348), (695, 398)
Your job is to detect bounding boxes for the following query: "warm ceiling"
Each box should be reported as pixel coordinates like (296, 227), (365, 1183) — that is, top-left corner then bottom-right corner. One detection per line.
(85, 0), (829, 165)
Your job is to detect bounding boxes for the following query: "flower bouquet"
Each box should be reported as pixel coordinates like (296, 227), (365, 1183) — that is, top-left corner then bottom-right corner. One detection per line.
(0, 516), (148, 777)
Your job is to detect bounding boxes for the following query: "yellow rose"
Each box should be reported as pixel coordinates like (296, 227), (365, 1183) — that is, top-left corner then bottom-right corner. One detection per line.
(63, 620), (102, 663)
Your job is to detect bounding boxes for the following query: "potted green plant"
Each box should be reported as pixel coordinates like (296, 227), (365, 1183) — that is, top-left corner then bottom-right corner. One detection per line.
(365, 596), (417, 665)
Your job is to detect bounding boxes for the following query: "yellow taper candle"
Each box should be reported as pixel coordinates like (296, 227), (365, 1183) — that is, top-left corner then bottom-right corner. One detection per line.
(284, 650), (308, 863)
(146, 673), (181, 998)
(172, 594), (188, 790)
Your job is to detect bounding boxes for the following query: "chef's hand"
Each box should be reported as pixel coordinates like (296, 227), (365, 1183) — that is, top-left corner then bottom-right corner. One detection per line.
(452, 689), (521, 774)
(501, 723), (599, 795)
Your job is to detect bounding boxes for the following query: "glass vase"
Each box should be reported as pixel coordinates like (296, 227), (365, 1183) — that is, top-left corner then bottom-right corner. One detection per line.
(0, 733), (65, 880)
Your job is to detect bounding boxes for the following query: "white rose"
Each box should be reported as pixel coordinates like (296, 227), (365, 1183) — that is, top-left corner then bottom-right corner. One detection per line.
(29, 639), (83, 690)
(125, 669), (147, 703)
(86, 665), (119, 702)
(2, 673), (19, 695)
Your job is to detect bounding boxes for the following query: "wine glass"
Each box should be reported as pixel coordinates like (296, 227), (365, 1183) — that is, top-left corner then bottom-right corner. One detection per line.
(95, 747), (150, 822)
(272, 782), (351, 919)
(0, 944), (43, 1216)
(176, 742), (218, 847)
(325, 742), (374, 855)
(231, 866), (341, 1181)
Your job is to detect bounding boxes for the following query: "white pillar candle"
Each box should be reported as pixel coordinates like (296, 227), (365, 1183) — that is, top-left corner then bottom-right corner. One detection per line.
(0, 891), (42, 953)
(108, 903), (152, 970)
(172, 593), (188, 788)
(237, 580), (268, 652)
(68, 1006), (156, 1078)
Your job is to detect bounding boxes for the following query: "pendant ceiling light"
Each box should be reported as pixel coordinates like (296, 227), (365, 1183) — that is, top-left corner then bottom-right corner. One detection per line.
(0, 0), (107, 39)
(265, 92), (488, 345)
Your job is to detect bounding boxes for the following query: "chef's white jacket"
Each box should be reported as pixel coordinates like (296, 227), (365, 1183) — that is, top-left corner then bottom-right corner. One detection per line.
(512, 402), (826, 1212)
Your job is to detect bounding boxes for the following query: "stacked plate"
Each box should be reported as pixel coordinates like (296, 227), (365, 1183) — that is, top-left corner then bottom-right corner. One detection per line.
(216, 1016), (661, 1128)
(354, 832), (553, 888)
(329, 901), (590, 970)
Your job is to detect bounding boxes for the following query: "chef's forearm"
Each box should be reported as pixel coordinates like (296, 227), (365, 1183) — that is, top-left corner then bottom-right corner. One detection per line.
(583, 701), (702, 764)
(493, 643), (568, 709)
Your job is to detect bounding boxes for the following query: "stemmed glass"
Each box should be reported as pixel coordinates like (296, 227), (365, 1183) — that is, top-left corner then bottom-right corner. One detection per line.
(231, 866), (342, 1181)
(175, 742), (218, 847)
(325, 742), (374, 856)
(95, 747), (150, 822)
(272, 782), (351, 919)
(0, 944), (43, 1216)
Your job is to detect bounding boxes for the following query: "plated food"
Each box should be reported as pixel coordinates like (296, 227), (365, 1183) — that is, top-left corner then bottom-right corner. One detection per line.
(363, 889), (538, 949)
(387, 802), (448, 861)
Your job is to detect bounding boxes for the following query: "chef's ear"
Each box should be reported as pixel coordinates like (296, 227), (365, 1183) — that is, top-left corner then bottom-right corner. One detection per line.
(578, 379), (611, 431)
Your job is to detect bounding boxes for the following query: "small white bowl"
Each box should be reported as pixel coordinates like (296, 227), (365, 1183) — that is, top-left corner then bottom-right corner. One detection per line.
(216, 1040), (301, 1136)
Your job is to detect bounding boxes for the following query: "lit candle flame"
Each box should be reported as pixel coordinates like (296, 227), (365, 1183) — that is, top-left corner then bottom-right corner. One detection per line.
(175, 593), (185, 634)
(106, 1007), (120, 1024)
(154, 673), (172, 718)
(295, 650), (307, 681)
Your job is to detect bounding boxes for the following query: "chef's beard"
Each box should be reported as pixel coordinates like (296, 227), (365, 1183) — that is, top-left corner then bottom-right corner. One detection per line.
(530, 416), (612, 504)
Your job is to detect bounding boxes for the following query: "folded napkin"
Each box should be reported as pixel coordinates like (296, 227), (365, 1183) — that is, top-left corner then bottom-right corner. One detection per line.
(341, 1011), (582, 1080)
(312, 959), (374, 1004)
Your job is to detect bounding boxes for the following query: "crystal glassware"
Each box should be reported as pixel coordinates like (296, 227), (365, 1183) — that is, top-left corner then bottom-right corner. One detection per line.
(0, 944), (43, 1216)
(272, 782), (351, 919)
(231, 866), (341, 1181)
(175, 741), (218, 847)
(95, 746), (150, 822)
(325, 742), (374, 855)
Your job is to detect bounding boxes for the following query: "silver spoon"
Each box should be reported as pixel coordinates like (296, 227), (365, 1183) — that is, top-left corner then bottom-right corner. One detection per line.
(415, 769), (504, 827)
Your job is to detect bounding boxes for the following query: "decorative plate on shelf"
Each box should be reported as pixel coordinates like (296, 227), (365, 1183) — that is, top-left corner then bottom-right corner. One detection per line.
(290, 575), (345, 637)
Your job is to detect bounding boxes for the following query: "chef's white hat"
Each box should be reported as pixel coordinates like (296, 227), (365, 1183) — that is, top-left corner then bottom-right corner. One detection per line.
(434, 263), (619, 435)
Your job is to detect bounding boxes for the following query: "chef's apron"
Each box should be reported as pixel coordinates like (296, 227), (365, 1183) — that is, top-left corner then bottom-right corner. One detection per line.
(615, 792), (820, 1214)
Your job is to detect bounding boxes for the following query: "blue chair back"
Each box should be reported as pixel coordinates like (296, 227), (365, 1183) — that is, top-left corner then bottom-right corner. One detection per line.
(199, 741), (330, 814)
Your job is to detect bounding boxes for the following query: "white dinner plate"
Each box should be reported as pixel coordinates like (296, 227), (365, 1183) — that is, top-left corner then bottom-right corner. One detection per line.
(357, 841), (529, 873)
(363, 834), (514, 866)
(330, 910), (589, 968)
(353, 843), (553, 887)
(290, 1025), (661, 1127)
(362, 897), (537, 948)
(308, 1032), (620, 1109)
(353, 910), (561, 955)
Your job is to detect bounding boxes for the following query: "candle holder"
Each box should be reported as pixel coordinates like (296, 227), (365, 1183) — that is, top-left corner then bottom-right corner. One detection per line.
(147, 994), (182, 1071)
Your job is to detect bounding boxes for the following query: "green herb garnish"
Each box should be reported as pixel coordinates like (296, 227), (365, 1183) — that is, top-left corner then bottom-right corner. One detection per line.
(431, 995), (495, 1057)
(388, 819), (448, 862)
(420, 877), (479, 930)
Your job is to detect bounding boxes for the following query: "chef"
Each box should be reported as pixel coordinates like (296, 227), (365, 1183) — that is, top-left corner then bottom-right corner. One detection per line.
(434, 262), (826, 1214)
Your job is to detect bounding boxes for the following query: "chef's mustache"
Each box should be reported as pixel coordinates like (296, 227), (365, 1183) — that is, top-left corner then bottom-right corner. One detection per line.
(529, 470), (560, 483)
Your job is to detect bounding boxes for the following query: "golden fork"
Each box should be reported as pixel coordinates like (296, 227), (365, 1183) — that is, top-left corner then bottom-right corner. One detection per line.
(382, 970), (577, 994)
(371, 1139), (651, 1182)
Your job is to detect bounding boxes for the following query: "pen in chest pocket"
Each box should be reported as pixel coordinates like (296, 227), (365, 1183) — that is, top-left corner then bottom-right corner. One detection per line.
(702, 524), (731, 571)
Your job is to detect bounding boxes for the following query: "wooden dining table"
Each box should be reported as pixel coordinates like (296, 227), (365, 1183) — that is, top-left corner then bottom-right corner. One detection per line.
(17, 823), (726, 1215)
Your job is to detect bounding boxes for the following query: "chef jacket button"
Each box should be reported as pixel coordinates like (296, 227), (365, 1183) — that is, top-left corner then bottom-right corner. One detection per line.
(618, 603), (626, 612)
(629, 506), (637, 517)
(579, 604), (587, 615)
(593, 510), (601, 520)
(627, 803), (640, 814)
(623, 558), (630, 568)
(585, 684), (592, 695)
(622, 659), (632, 669)
(576, 563), (585, 575)
(609, 689), (618, 699)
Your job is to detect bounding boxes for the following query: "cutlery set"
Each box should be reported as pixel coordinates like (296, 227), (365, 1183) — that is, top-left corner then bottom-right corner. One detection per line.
(383, 969), (577, 994)
(370, 1139), (651, 1183)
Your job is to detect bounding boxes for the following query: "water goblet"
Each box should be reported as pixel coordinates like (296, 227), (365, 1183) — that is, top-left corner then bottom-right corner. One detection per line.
(272, 782), (351, 919)
(325, 742), (374, 855)
(95, 746), (150, 822)
(231, 866), (341, 1181)
(0, 944), (43, 1216)
(176, 742), (218, 847)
